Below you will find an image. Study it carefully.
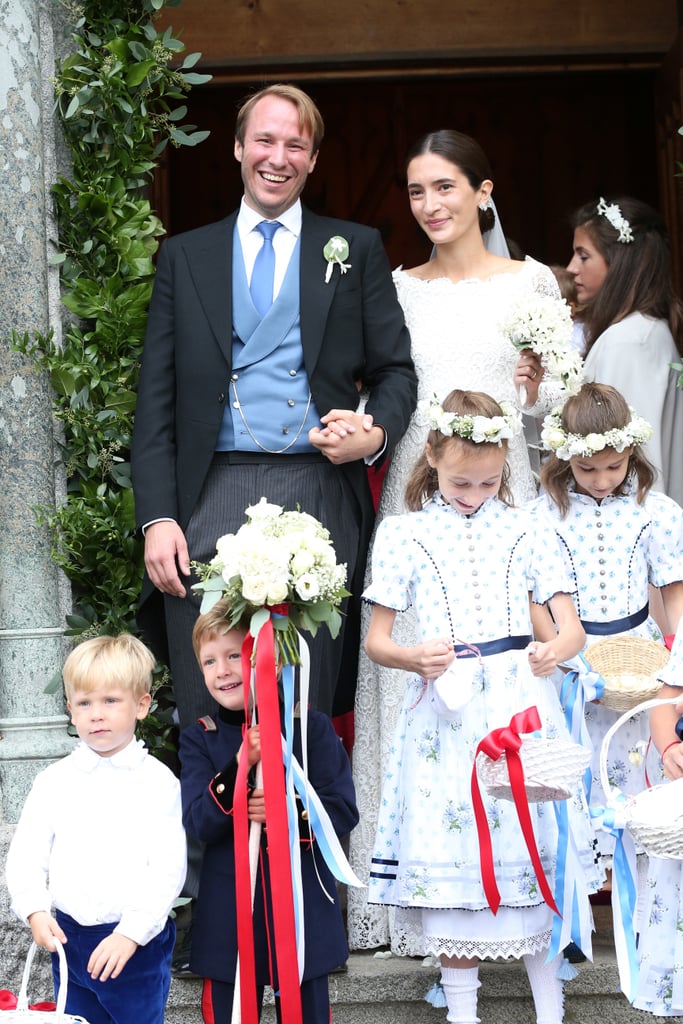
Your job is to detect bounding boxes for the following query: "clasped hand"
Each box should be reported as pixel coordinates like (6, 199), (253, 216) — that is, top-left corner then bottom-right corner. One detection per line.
(309, 409), (384, 464)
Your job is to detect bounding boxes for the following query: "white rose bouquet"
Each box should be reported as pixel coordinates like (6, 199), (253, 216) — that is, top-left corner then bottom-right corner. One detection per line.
(501, 294), (584, 397)
(192, 498), (349, 665)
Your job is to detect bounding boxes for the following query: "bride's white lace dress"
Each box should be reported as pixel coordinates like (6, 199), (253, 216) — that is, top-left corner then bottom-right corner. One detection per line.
(348, 258), (563, 954)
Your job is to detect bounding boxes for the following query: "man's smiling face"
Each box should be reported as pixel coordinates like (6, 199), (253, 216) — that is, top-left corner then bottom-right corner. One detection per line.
(234, 94), (318, 220)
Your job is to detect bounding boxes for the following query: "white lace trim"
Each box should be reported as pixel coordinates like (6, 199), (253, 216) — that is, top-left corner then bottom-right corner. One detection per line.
(424, 927), (553, 961)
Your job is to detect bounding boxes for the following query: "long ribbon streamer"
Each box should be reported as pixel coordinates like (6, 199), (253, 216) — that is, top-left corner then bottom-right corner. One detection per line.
(592, 803), (639, 1002)
(254, 617), (302, 1021)
(548, 797), (594, 961)
(559, 654), (605, 801)
(471, 706), (559, 916)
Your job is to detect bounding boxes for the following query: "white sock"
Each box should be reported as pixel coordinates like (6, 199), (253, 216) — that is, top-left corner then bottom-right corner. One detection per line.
(439, 965), (481, 1024)
(523, 949), (564, 1024)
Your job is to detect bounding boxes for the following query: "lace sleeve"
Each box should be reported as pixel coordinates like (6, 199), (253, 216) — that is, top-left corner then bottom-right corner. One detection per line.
(526, 259), (561, 300)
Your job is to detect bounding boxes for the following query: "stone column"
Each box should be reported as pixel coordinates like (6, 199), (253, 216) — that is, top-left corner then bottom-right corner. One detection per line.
(0, 0), (74, 825)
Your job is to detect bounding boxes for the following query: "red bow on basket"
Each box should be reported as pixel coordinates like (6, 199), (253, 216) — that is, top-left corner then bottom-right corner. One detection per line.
(0, 990), (56, 1011)
(471, 706), (560, 916)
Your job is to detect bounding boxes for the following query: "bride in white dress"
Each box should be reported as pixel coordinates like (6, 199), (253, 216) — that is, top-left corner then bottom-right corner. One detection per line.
(348, 129), (567, 954)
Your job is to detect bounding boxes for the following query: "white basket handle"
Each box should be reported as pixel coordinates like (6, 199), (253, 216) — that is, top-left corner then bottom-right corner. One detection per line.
(17, 939), (68, 1018)
(599, 696), (680, 807)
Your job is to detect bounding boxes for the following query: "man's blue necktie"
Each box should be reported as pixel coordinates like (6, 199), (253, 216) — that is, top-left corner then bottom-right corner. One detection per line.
(250, 220), (280, 317)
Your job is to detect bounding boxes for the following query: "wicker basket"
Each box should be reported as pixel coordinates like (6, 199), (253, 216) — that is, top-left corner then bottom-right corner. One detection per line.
(0, 941), (89, 1022)
(585, 636), (669, 712)
(477, 736), (591, 803)
(600, 696), (683, 860)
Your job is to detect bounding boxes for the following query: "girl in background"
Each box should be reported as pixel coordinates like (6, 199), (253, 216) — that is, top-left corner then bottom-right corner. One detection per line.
(528, 382), (683, 860)
(567, 196), (683, 506)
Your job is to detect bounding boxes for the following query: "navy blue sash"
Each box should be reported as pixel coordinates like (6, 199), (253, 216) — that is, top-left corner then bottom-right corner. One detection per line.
(580, 603), (649, 636)
(453, 635), (532, 658)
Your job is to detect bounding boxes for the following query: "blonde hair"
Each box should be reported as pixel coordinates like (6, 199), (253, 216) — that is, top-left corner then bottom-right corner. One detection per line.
(235, 83), (324, 154)
(540, 382), (655, 517)
(405, 389), (513, 511)
(63, 634), (155, 702)
(192, 598), (250, 665)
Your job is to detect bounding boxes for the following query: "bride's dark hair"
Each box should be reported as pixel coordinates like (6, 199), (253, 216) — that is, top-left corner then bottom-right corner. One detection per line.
(406, 130), (495, 234)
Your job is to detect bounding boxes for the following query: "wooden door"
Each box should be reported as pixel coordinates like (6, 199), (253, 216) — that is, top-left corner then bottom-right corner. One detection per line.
(655, 29), (683, 292)
(155, 68), (660, 270)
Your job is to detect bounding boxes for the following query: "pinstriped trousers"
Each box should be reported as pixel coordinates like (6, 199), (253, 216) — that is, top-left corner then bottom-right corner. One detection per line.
(164, 452), (362, 729)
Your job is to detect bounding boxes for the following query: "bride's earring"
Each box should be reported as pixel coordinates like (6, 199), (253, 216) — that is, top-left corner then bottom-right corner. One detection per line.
(479, 197), (491, 212)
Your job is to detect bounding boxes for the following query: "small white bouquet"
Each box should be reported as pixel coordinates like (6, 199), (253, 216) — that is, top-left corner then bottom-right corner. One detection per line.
(501, 294), (583, 398)
(192, 498), (349, 665)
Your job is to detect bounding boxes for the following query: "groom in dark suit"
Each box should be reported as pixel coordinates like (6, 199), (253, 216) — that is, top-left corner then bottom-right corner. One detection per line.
(131, 83), (415, 728)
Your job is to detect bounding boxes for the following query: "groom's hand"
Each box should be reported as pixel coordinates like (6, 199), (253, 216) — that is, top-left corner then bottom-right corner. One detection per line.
(309, 410), (384, 464)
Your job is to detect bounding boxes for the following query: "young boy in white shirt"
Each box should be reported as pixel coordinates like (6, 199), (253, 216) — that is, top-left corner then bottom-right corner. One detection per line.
(5, 634), (186, 1024)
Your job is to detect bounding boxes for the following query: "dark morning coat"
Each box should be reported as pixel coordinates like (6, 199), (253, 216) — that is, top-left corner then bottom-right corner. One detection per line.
(131, 207), (416, 615)
(178, 707), (359, 984)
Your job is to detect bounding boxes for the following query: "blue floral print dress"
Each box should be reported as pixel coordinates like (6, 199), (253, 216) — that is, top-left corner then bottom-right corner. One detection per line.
(364, 493), (600, 960)
(527, 487), (683, 857)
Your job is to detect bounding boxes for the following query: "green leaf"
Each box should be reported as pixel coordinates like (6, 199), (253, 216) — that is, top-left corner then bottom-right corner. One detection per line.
(180, 52), (202, 70)
(250, 608), (270, 638)
(44, 670), (65, 695)
(126, 61), (156, 87)
(180, 72), (213, 86)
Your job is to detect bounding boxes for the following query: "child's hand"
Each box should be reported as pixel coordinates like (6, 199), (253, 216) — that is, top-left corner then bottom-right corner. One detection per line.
(87, 933), (138, 981)
(527, 641), (560, 677)
(28, 911), (67, 951)
(410, 639), (455, 680)
(662, 740), (683, 781)
(238, 725), (261, 768)
(247, 787), (266, 824)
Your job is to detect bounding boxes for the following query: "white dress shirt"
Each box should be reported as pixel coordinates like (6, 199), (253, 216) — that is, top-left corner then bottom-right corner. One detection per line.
(6, 738), (187, 947)
(237, 197), (301, 298)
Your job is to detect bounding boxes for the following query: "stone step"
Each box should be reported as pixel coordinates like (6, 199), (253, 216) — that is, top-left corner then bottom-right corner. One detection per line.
(164, 908), (681, 1024)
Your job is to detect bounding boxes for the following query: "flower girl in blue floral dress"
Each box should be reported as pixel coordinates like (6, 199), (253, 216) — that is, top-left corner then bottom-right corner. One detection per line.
(363, 389), (599, 1024)
(527, 382), (683, 862)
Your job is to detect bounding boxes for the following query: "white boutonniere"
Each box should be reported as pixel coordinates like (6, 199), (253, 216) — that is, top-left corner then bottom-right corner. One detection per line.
(323, 236), (351, 283)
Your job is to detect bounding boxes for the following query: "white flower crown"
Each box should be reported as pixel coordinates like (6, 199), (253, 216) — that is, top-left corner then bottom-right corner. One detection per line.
(419, 395), (523, 446)
(596, 197), (634, 244)
(540, 405), (652, 460)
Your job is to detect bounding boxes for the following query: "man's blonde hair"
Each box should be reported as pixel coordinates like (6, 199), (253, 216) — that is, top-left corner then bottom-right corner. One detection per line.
(235, 83), (325, 154)
(63, 634), (155, 702)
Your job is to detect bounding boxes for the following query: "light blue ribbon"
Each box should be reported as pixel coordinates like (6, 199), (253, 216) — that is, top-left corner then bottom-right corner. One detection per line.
(548, 797), (594, 962)
(592, 803), (639, 1002)
(280, 658), (305, 979)
(560, 654), (605, 800)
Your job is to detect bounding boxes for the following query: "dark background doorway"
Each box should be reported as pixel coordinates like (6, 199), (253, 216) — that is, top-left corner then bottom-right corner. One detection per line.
(158, 69), (658, 269)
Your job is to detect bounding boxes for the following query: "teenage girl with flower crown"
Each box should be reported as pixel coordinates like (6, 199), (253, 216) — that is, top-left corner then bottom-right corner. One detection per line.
(528, 382), (683, 867)
(567, 196), (683, 507)
(363, 388), (599, 1024)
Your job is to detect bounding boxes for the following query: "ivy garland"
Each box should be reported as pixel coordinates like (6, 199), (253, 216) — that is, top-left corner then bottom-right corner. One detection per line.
(12, 0), (211, 751)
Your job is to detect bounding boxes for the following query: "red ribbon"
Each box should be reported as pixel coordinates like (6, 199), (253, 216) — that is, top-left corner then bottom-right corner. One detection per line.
(233, 619), (302, 1024)
(0, 991), (57, 1011)
(471, 706), (560, 917)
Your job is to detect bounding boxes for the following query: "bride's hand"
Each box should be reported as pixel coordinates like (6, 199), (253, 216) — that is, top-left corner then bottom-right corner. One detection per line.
(514, 352), (543, 407)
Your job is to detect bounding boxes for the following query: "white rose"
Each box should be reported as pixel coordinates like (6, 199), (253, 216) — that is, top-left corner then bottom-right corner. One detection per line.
(295, 573), (320, 600)
(542, 427), (566, 451)
(584, 433), (606, 453)
(291, 549), (315, 575)
(241, 576), (269, 605)
(266, 578), (289, 604)
(245, 498), (283, 521)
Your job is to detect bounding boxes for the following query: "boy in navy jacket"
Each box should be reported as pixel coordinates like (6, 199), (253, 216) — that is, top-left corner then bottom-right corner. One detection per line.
(179, 599), (358, 1023)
